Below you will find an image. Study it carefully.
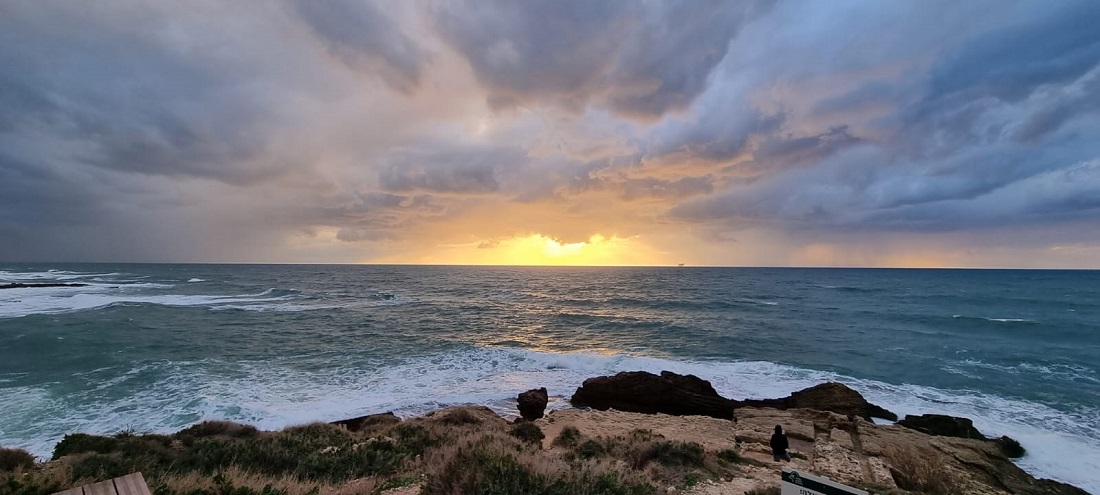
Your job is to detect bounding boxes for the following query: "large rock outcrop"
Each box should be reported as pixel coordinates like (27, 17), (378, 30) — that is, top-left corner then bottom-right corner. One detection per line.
(899, 413), (1026, 458)
(899, 413), (985, 438)
(570, 370), (735, 420)
(733, 382), (898, 421)
(517, 387), (548, 421)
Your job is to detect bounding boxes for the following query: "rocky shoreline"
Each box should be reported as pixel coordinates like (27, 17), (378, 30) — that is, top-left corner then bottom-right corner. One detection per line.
(0, 371), (1089, 495)
(542, 370), (1085, 494)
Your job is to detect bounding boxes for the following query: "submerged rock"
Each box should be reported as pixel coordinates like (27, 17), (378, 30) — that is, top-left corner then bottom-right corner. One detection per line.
(995, 435), (1026, 458)
(517, 387), (549, 420)
(0, 282), (87, 289)
(732, 382), (898, 421)
(570, 370), (735, 420)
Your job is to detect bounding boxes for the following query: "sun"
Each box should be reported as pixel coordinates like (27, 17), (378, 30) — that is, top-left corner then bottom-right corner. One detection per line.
(418, 233), (667, 266)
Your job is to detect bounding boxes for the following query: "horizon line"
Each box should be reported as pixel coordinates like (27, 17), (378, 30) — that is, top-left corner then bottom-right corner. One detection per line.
(2, 261), (1098, 271)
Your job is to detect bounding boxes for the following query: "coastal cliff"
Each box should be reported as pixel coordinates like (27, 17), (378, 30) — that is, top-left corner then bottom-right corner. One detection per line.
(0, 377), (1088, 495)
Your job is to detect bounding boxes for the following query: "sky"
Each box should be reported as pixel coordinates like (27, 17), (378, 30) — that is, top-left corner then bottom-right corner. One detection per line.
(2, 1), (1099, 267)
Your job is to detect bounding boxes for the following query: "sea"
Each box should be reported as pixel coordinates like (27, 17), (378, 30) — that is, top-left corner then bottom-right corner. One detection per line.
(0, 264), (1097, 492)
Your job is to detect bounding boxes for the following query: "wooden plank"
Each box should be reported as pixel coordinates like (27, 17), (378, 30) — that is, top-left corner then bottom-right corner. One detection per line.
(113, 473), (152, 495)
(81, 479), (117, 495)
(51, 486), (84, 495)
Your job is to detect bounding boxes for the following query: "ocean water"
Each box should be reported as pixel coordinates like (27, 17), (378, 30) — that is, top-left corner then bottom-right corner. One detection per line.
(1, 264), (1097, 492)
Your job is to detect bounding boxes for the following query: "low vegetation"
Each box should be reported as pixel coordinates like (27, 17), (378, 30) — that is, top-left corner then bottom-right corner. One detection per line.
(0, 448), (35, 473)
(9, 410), (980, 495)
(0, 408), (746, 495)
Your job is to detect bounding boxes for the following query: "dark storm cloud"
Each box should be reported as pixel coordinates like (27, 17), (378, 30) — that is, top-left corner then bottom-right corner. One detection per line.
(925, 2), (1100, 103)
(378, 145), (528, 194)
(435, 0), (774, 117)
(0, 155), (102, 229)
(750, 126), (863, 171)
(294, 0), (427, 93)
(0, 3), (297, 187)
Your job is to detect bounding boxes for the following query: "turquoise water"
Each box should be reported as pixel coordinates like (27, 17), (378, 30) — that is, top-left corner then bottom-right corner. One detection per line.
(1, 264), (1098, 492)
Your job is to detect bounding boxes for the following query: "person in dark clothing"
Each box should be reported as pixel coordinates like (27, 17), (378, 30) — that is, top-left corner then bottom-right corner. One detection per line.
(770, 425), (791, 461)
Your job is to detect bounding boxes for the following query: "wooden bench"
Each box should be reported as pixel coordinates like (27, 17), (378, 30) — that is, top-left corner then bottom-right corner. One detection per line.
(52, 472), (152, 495)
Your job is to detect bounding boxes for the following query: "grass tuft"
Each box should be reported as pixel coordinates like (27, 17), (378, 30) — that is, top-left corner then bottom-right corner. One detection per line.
(0, 447), (36, 472)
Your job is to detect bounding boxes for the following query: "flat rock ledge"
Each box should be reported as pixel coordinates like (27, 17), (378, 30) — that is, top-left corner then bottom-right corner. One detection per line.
(535, 407), (1087, 495)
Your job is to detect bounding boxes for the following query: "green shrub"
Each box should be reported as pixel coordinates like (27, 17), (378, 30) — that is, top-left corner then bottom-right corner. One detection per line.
(174, 427), (408, 482)
(423, 439), (656, 495)
(716, 449), (740, 463)
(52, 434), (120, 459)
(436, 409), (482, 426)
(0, 447), (35, 472)
(509, 423), (545, 446)
(393, 424), (447, 454)
(575, 440), (606, 460)
(1, 473), (63, 495)
(635, 441), (703, 468)
(52, 433), (175, 462)
(553, 427), (582, 448)
(176, 421), (259, 441)
(69, 453), (148, 481)
(424, 447), (539, 495)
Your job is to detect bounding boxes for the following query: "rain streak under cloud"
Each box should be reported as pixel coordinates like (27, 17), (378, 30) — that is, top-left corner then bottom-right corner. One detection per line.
(1, 0), (1099, 267)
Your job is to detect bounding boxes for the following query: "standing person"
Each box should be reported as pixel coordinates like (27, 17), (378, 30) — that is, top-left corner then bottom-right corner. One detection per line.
(771, 425), (791, 461)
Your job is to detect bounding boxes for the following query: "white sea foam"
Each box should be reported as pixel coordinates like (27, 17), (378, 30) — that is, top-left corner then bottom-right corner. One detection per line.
(947, 359), (1100, 385)
(0, 286), (303, 319)
(188, 278), (205, 283)
(951, 314), (1036, 323)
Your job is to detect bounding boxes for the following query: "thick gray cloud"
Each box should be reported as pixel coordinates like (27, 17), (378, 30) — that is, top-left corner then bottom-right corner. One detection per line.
(294, 0), (427, 93)
(1, 0), (1099, 265)
(378, 144), (527, 194)
(435, 0), (774, 117)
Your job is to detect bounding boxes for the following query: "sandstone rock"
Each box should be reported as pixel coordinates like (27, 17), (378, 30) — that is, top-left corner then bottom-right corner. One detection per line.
(733, 382), (897, 421)
(517, 387), (549, 420)
(332, 412), (400, 432)
(734, 408), (816, 442)
(570, 370), (735, 419)
(537, 406), (1087, 494)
